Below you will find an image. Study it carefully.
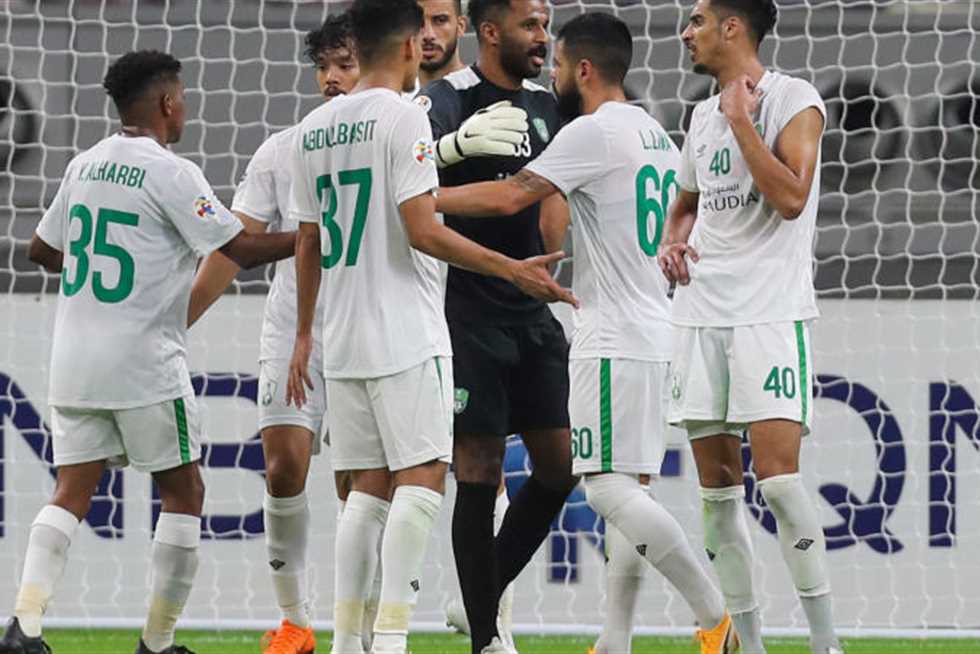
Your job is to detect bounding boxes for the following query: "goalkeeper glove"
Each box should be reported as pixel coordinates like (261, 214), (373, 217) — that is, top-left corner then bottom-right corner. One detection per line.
(435, 100), (529, 169)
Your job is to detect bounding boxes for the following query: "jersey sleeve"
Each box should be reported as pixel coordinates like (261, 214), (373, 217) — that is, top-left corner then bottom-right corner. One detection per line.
(677, 113), (699, 193)
(524, 115), (608, 195)
(389, 104), (439, 206)
(288, 125), (321, 225)
(231, 134), (280, 223)
(167, 162), (244, 257)
(774, 79), (827, 136)
(418, 79), (462, 140)
(35, 168), (72, 250)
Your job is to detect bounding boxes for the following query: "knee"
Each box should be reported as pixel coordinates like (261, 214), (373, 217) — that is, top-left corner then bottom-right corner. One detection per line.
(699, 463), (743, 489)
(265, 455), (307, 497)
(453, 439), (504, 485)
(583, 473), (635, 518)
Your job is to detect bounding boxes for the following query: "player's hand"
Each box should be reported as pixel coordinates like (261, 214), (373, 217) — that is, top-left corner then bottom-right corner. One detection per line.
(658, 242), (700, 286)
(511, 251), (579, 308)
(720, 74), (762, 123)
(286, 333), (314, 408)
(435, 100), (529, 168)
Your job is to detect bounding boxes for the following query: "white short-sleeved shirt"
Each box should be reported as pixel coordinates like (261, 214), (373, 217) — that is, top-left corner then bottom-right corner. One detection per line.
(289, 87), (450, 379)
(673, 70), (826, 327)
(526, 102), (678, 362)
(36, 134), (244, 408)
(231, 125), (324, 365)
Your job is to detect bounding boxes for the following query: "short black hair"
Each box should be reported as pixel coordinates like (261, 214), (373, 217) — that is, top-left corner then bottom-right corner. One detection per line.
(305, 13), (355, 64)
(103, 50), (181, 113)
(710, 0), (777, 47)
(468, 0), (511, 40)
(349, 0), (424, 64)
(557, 13), (632, 85)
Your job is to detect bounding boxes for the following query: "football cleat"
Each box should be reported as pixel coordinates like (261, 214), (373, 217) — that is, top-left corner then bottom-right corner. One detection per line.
(444, 598), (470, 635)
(260, 619), (316, 654)
(0, 618), (52, 654)
(695, 612), (739, 654)
(134, 639), (197, 654)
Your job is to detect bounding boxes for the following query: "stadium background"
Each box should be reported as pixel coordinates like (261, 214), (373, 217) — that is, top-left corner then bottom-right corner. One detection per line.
(1, 0), (979, 641)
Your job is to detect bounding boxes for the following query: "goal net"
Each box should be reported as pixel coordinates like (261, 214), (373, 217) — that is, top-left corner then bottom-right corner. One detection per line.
(2, 0), (979, 639)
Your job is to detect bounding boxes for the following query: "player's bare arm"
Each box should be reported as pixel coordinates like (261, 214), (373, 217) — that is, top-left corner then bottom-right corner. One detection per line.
(285, 222), (321, 409)
(721, 74), (824, 220)
(27, 234), (63, 273)
(217, 229), (295, 270)
(436, 168), (558, 217)
(187, 212), (268, 327)
(539, 192), (570, 255)
(658, 189), (700, 286)
(402, 190), (577, 307)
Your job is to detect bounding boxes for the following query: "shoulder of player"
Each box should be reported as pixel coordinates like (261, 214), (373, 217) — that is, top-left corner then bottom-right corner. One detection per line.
(764, 72), (823, 106)
(521, 78), (551, 95)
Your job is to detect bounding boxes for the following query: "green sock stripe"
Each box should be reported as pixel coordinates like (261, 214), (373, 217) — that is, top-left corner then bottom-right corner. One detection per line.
(795, 321), (808, 428)
(174, 398), (190, 464)
(600, 358), (613, 472)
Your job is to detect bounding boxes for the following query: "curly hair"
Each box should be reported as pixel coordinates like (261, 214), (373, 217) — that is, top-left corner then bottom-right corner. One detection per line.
(305, 13), (355, 64)
(103, 50), (181, 112)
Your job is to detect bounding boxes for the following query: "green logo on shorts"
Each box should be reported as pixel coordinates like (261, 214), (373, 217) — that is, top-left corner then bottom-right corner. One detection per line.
(262, 380), (276, 406)
(454, 388), (470, 415)
(671, 374), (682, 401)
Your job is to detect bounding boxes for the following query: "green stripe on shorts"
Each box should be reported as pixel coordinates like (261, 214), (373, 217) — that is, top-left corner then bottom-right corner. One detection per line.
(174, 398), (190, 464)
(600, 358), (613, 472)
(794, 321), (808, 428)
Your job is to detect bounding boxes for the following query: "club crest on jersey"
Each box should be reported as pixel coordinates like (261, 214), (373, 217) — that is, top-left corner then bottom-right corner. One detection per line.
(414, 139), (435, 164)
(413, 95), (432, 113)
(532, 117), (550, 143)
(194, 195), (216, 219)
(454, 388), (469, 414)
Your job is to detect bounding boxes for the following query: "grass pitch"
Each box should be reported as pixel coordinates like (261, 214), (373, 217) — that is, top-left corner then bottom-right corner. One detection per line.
(39, 629), (980, 653)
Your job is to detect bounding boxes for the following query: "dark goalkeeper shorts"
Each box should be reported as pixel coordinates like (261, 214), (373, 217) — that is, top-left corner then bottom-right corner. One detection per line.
(449, 317), (570, 437)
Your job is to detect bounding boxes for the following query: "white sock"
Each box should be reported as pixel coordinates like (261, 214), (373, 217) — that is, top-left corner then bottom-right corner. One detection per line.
(14, 505), (79, 638)
(333, 491), (389, 654)
(757, 474), (838, 651)
(701, 485), (765, 653)
(585, 474), (725, 629)
(362, 521), (384, 653)
(142, 512), (200, 653)
(595, 519), (645, 654)
(372, 486), (442, 654)
(493, 488), (515, 647)
(265, 491), (311, 628)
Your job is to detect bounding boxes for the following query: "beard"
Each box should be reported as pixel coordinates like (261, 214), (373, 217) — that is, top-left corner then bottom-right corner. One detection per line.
(693, 61), (710, 75)
(499, 34), (546, 80)
(420, 36), (459, 73)
(554, 82), (582, 122)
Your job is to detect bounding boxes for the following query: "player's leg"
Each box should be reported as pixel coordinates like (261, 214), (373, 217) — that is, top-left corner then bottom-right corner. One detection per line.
(493, 477), (514, 648)
(369, 356), (453, 654)
(2, 407), (120, 652)
(732, 321), (839, 654)
(328, 378), (391, 654)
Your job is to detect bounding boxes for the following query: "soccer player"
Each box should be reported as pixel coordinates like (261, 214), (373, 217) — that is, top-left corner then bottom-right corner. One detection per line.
(659, 1), (841, 653)
(417, 2), (577, 652)
(0, 51), (295, 654)
(186, 15), (359, 654)
(436, 12), (738, 654)
(418, 0), (467, 86)
(285, 2), (575, 654)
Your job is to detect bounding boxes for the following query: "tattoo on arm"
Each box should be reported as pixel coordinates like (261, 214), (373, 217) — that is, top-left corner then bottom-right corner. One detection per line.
(511, 169), (554, 195)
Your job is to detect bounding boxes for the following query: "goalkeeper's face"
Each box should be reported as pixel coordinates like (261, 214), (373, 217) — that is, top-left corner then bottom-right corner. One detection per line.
(314, 45), (360, 101)
(495, 0), (550, 80)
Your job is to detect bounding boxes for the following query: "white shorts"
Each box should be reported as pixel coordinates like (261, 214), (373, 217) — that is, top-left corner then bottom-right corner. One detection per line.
(569, 358), (668, 476)
(327, 356), (453, 472)
(258, 358), (327, 454)
(51, 394), (202, 473)
(668, 321), (814, 439)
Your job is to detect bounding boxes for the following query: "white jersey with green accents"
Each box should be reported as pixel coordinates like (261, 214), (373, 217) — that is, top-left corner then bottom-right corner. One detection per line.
(673, 70), (827, 327)
(35, 134), (244, 408)
(525, 101), (679, 362)
(289, 87), (450, 379)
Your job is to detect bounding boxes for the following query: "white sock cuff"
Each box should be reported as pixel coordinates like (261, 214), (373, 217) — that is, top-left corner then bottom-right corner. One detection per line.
(756, 472), (802, 492)
(154, 513), (201, 549)
(264, 491), (309, 516)
(700, 485), (745, 502)
(392, 485), (442, 520)
(346, 491), (391, 524)
(34, 504), (80, 539)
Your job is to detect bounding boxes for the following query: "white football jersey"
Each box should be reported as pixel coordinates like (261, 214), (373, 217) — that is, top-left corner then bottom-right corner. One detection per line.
(673, 70), (826, 327)
(526, 102), (677, 362)
(35, 134), (244, 408)
(231, 125), (324, 365)
(289, 87), (450, 379)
